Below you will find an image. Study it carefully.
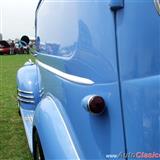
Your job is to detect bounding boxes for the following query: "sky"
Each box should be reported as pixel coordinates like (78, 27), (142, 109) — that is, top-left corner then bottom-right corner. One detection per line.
(0, 0), (39, 40)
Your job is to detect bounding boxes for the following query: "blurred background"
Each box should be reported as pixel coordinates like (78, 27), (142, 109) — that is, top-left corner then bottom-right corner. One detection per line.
(0, 0), (39, 55)
(0, 1), (39, 159)
(0, 0), (38, 40)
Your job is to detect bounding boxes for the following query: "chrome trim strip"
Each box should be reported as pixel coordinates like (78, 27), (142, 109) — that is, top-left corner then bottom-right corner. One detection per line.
(18, 93), (34, 99)
(154, 0), (160, 15)
(24, 115), (33, 123)
(36, 60), (94, 85)
(18, 88), (33, 94)
(39, 88), (44, 93)
(40, 91), (44, 97)
(17, 97), (35, 104)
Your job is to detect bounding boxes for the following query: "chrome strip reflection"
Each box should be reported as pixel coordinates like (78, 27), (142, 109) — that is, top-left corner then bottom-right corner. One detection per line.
(18, 88), (33, 94)
(17, 97), (35, 104)
(18, 93), (34, 99)
(39, 88), (44, 93)
(36, 60), (94, 85)
(40, 91), (44, 97)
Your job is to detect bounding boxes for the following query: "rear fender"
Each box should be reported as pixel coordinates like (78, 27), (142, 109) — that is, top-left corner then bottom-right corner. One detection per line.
(33, 94), (81, 160)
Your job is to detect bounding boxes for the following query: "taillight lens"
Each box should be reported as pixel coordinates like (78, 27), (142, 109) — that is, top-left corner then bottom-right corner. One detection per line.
(87, 96), (105, 115)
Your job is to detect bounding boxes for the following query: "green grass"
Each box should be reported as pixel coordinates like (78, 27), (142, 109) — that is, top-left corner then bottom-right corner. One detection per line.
(0, 55), (34, 160)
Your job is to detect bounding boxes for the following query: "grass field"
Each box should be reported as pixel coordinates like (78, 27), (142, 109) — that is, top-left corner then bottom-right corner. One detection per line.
(0, 55), (34, 160)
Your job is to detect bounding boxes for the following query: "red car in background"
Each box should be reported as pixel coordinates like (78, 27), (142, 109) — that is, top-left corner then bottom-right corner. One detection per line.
(0, 41), (10, 55)
(0, 36), (30, 55)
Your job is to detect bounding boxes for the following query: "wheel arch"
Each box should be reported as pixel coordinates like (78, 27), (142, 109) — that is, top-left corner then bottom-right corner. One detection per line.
(33, 94), (80, 160)
(32, 126), (45, 160)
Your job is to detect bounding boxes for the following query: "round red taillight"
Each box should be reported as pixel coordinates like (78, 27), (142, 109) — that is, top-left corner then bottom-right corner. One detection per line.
(87, 96), (105, 114)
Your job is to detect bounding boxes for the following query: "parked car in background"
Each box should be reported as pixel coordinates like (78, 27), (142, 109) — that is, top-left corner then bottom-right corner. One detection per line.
(17, 0), (160, 160)
(14, 36), (30, 54)
(0, 36), (30, 55)
(0, 40), (10, 55)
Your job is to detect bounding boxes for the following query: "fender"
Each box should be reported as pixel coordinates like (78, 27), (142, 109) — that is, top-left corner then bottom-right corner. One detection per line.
(16, 60), (41, 110)
(33, 94), (81, 160)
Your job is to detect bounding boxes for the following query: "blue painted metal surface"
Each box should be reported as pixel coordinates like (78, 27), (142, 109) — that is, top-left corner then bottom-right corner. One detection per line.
(17, 62), (40, 110)
(16, 0), (160, 159)
(116, 0), (160, 158)
(34, 0), (126, 159)
(110, 0), (124, 10)
(33, 94), (81, 159)
(20, 108), (34, 152)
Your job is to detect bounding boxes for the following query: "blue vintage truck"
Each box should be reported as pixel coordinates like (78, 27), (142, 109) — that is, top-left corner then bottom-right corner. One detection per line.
(17, 0), (160, 159)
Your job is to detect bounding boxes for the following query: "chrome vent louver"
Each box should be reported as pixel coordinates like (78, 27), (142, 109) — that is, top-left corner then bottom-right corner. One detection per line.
(17, 88), (35, 104)
(39, 88), (44, 98)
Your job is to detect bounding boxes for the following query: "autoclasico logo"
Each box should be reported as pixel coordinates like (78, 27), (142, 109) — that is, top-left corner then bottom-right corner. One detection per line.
(106, 152), (160, 159)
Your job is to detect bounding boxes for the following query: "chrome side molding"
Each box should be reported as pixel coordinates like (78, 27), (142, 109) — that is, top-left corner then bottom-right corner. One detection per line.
(18, 88), (33, 94)
(36, 60), (94, 85)
(18, 93), (34, 99)
(17, 88), (35, 104)
(17, 96), (35, 104)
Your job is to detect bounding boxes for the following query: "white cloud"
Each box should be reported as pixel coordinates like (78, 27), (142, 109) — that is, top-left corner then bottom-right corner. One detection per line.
(0, 0), (39, 40)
